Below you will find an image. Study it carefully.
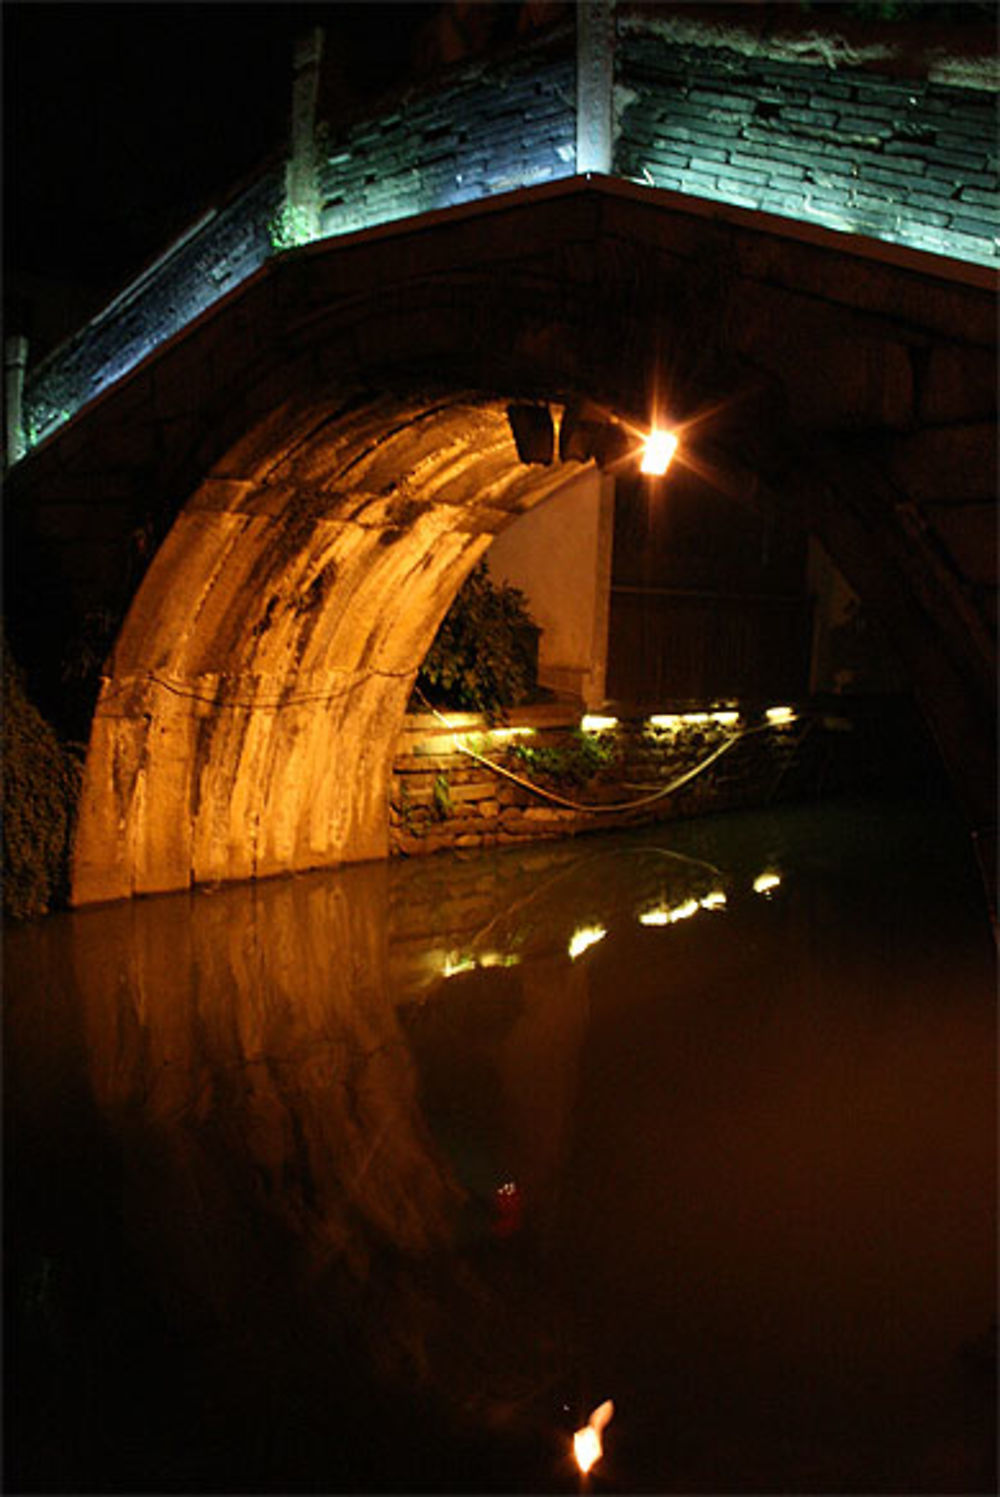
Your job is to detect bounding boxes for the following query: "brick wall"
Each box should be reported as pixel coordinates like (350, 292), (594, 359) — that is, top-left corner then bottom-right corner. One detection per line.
(23, 167), (283, 451)
(317, 33), (576, 236)
(614, 27), (999, 267)
(17, 13), (996, 459)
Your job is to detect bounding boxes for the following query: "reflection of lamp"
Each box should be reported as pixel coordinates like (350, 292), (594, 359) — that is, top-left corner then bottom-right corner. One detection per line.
(506, 403), (554, 464)
(574, 1400), (614, 1475)
(640, 428), (678, 476)
(568, 925), (606, 960)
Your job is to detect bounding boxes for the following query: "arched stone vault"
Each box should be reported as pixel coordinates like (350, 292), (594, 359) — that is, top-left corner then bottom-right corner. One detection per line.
(72, 392), (601, 903)
(6, 183), (993, 905)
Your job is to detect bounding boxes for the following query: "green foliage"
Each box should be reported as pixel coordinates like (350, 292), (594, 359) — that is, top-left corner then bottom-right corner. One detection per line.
(3, 634), (83, 919)
(268, 202), (319, 251)
(416, 561), (540, 722)
(508, 729), (617, 789)
(432, 773), (453, 821)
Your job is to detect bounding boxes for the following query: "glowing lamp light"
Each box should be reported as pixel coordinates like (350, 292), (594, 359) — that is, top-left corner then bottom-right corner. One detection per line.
(712, 711), (739, 726)
(766, 706), (795, 725)
(640, 428), (679, 476)
(647, 713), (681, 731)
(701, 890), (727, 910)
(581, 714), (618, 732)
(573, 1399), (615, 1475)
(569, 925), (606, 960)
(753, 872), (782, 896)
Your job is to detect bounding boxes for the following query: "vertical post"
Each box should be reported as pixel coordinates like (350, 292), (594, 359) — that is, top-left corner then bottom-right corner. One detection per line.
(282, 26), (325, 246)
(4, 335), (29, 469)
(576, 0), (615, 176)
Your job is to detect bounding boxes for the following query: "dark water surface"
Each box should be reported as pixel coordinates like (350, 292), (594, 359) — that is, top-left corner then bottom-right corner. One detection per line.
(5, 797), (996, 1494)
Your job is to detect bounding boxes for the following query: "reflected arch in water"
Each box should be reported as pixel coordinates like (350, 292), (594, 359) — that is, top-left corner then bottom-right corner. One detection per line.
(61, 851), (618, 1451)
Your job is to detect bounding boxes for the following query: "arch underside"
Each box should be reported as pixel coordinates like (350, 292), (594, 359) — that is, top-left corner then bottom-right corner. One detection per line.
(72, 391), (597, 904)
(60, 188), (995, 906)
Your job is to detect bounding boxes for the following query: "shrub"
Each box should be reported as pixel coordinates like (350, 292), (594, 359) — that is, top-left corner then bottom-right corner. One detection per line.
(2, 634), (83, 919)
(415, 561), (540, 721)
(507, 728), (617, 789)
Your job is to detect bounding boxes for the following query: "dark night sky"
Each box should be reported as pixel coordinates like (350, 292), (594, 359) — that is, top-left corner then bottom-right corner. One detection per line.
(3, 2), (440, 342)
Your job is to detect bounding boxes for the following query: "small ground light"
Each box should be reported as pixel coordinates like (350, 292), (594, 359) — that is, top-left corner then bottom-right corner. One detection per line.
(640, 428), (678, 476)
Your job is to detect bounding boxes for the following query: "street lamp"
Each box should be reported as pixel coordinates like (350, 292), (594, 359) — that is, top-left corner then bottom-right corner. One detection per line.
(640, 427), (678, 476)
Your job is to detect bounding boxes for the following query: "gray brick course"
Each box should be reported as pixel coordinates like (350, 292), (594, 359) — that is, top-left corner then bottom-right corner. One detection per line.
(18, 17), (999, 453)
(616, 29), (997, 267)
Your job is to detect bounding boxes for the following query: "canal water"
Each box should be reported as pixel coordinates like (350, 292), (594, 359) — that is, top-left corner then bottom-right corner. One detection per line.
(4, 795), (996, 1494)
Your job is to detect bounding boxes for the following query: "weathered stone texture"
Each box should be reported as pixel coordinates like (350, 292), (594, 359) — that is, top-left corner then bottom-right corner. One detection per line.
(615, 29), (999, 268)
(24, 170), (283, 452)
(5, 183), (994, 904)
(17, 13), (996, 463)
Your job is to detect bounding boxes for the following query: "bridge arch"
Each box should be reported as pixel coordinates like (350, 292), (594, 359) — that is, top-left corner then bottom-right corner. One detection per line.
(7, 184), (993, 904)
(72, 387), (614, 902)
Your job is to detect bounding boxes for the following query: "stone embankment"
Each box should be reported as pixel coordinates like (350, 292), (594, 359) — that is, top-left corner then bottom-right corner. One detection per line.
(390, 700), (849, 858)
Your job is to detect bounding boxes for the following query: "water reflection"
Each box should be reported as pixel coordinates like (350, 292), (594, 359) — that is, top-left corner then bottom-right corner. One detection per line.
(4, 799), (996, 1493)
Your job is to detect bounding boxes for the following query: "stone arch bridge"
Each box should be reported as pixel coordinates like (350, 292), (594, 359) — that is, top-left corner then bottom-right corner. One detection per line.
(6, 178), (995, 905)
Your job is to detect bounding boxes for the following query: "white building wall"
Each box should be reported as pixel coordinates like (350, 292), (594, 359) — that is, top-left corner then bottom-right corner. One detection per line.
(486, 469), (614, 709)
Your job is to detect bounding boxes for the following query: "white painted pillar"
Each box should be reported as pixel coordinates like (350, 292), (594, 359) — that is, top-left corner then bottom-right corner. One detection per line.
(282, 27), (324, 244)
(576, 0), (615, 176)
(4, 335), (29, 469)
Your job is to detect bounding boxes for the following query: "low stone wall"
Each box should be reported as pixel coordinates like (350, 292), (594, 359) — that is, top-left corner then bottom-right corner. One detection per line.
(389, 700), (848, 858)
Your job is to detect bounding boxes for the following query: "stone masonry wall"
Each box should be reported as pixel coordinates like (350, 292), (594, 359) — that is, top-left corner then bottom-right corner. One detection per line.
(23, 167), (284, 451)
(614, 25), (999, 267)
(18, 13), (996, 459)
(317, 29), (576, 237)
(389, 702), (862, 859)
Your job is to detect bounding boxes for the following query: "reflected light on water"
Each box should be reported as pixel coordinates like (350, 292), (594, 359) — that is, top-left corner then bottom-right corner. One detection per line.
(568, 925), (607, 960)
(573, 1398), (615, 1474)
(442, 953), (477, 978)
(4, 800), (994, 1496)
(640, 891), (727, 926)
(641, 897), (699, 926)
(441, 950), (521, 977)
